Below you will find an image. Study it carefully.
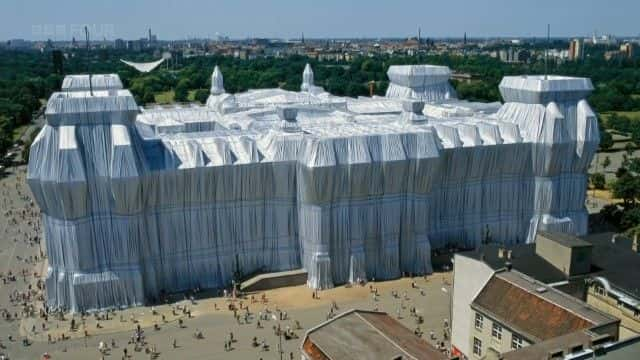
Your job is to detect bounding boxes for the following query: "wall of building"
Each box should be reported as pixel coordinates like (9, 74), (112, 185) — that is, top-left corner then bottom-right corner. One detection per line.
(553, 279), (587, 300)
(451, 254), (495, 357)
(29, 71), (600, 312)
(587, 286), (640, 339)
(535, 235), (592, 276)
(535, 235), (573, 275)
(569, 246), (592, 276)
(469, 310), (531, 358)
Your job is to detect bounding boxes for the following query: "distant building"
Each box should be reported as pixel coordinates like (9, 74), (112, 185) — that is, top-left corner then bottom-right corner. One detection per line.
(516, 49), (531, 63)
(498, 49), (509, 62)
(620, 42), (635, 58)
(569, 38), (584, 61)
(114, 39), (126, 50)
(7, 39), (29, 49)
(300, 309), (448, 360)
(148, 29), (158, 45)
(604, 50), (622, 61)
(498, 47), (527, 63)
(126, 39), (143, 51)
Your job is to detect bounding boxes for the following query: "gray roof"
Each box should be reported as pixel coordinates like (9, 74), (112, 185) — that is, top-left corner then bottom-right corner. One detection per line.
(537, 231), (592, 248)
(584, 232), (640, 299)
(457, 243), (568, 284)
(303, 309), (446, 360)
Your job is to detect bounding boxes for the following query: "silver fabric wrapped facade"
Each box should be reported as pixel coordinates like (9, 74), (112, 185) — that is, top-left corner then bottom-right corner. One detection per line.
(27, 66), (599, 312)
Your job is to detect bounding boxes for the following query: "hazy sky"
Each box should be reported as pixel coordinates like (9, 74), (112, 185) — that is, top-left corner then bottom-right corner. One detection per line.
(1, 0), (638, 41)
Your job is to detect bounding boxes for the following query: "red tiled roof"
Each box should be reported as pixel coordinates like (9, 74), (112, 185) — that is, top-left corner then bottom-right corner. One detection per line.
(472, 276), (594, 341)
(303, 337), (331, 360)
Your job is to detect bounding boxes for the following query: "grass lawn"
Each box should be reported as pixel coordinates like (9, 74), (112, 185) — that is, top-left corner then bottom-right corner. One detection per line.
(154, 90), (200, 104)
(12, 123), (30, 142)
(601, 110), (640, 122)
(154, 90), (175, 104)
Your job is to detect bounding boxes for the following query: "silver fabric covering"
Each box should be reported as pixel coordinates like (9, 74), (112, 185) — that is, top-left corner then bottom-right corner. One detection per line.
(120, 58), (165, 73)
(28, 65), (599, 312)
(385, 65), (457, 101)
(210, 65), (225, 95)
(61, 74), (123, 92)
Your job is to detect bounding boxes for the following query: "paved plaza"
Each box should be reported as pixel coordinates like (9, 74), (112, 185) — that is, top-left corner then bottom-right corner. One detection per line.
(0, 165), (453, 360)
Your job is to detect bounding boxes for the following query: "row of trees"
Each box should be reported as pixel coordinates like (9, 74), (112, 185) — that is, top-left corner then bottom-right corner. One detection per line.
(599, 156), (640, 234)
(0, 49), (161, 158)
(605, 113), (640, 145)
(2, 47), (640, 158)
(0, 52), (58, 156)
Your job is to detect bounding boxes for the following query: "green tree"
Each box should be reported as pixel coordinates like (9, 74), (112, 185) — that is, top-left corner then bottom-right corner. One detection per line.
(174, 86), (188, 102)
(612, 173), (640, 208)
(625, 142), (635, 156)
(629, 158), (640, 174)
(174, 79), (189, 102)
(599, 130), (613, 151)
(194, 89), (209, 104)
(20, 126), (40, 164)
(590, 173), (606, 190)
(142, 91), (156, 104)
(620, 207), (640, 230)
(602, 156), (611, 169)
(0, 115), (12, 156)
(52, 50), (64, 75)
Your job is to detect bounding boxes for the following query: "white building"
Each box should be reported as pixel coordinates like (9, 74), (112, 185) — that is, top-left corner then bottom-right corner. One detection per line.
(28, 65), (599, 312)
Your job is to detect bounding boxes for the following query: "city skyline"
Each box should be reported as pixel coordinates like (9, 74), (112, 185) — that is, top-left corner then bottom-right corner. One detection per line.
(0, 0), (639, 41)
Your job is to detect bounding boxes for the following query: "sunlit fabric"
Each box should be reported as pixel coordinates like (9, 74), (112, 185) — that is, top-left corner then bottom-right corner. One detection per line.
(120, 58), (165, 73)
(27, 65), (598, 312)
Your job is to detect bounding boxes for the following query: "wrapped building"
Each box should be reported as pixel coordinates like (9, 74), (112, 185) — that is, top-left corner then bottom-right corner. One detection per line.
(27, 65), (599, 311)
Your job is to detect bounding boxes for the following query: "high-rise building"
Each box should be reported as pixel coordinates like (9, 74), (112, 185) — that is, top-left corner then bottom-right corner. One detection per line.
(620, 42), (635, 58)
(568, 38), (584, 61)
(114, 38), (126, 50)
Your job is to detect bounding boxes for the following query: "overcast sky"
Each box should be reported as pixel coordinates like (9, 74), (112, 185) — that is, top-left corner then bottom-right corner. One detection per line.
(1, 0), (638, 41)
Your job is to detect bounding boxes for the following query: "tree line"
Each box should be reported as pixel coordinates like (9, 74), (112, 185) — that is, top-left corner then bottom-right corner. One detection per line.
(2, 47), (640, 158)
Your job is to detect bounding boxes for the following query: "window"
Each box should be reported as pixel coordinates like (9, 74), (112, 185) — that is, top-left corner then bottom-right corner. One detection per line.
(492, 323), (503, 341)
(475, 313), (484, 330)
(473, 337), (482, 356)
(595, 285), (606, 297)
(511, 333), (523, 350)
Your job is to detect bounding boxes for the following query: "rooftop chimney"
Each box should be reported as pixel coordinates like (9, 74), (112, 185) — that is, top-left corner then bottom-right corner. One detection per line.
(278, 107), (301, 133)
(400, 100), (426, 124)
(210, 65), (225, 95)
(534, 232), (592, 277)
(301, 63), (315, 92)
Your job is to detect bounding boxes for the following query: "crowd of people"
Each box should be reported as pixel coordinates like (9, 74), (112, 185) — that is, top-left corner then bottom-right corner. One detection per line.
(0, 168), (47, 359)
(0, 167), (453, 360)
